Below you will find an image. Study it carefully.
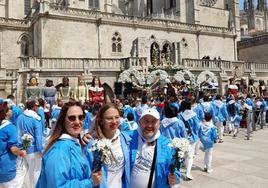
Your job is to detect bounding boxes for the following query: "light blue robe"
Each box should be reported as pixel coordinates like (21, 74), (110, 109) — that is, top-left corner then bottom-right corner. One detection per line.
(0, 121), (18, 183)
(16, 111), (43, 154)
(128, 130), (181, 188)
(213, 100), (228, 123)
(85, 132), (131, 188)
(198, 121), (217, 150)
(178, 110), (200, 143)
(10, 105), (23, 126)
(36, 135), (94, 188)
(160, 117), (187, 140)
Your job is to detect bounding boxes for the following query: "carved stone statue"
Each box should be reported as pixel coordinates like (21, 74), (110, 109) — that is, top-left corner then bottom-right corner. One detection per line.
(248, 78), (259, 97)
(74, 75), (89, 104)
(88, 76), (105, 105)
(259, 80), (266, 96)
(43, 79), (57, 107)
(56, 77), (73, 103)
(25, 76), (41, 101)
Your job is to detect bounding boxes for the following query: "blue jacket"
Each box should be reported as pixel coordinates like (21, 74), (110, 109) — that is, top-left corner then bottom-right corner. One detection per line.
(36, 135), (94, 188)
(198, 121), (217, 150)
(16, 112), (43, 154)
(0, 120), (18, 183)
(85, 132), (131, 188)
(213, 100), (228, 123)
(128, 130), (181, 188)
(178, 110), (200, 143)
(160, 118), (186, 140)
(10, 105), (22, 126)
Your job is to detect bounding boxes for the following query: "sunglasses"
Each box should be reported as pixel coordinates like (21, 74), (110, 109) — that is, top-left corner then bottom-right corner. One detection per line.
(67, 115), (85, 122)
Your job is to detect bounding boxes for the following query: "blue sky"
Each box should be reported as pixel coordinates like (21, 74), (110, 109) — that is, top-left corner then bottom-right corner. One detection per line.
(239, 0), (268, 10)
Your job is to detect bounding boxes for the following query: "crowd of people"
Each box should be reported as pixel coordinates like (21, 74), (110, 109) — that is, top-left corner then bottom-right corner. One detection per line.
(0, 87), (267, 187)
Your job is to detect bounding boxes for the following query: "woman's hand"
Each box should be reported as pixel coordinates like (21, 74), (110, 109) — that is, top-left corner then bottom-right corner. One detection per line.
(168, 173), (177, 186)
(91, 170), (102, 185)
(81, 133), (93, 146)
(19, 150), (27, 157)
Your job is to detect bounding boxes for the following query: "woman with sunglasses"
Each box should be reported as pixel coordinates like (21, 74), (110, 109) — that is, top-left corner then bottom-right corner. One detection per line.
(36, 101), (102, 188)
(0, 102), (26, 188)
(84, 103), (131, 188)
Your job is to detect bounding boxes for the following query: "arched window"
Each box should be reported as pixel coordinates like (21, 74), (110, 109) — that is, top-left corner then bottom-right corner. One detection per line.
(112, 32), (122, 53)
(20, 36), (30, 56)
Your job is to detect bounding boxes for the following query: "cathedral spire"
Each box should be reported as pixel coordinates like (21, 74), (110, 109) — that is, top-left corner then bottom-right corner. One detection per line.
(257, 0), (265, 11)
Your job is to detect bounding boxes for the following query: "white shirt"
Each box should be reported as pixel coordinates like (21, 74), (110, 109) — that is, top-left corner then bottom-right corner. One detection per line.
(131, 136), (155, 188)
(107, 136), (125, 188)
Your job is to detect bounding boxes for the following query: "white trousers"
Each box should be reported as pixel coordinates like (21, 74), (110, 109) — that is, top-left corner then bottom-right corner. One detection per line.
(185, 142), (196, 176)
(204, 148), (213, 169)
(216, 122), (224, 140)
(0, 158), (27, 188)
(25, 152), (42, 188)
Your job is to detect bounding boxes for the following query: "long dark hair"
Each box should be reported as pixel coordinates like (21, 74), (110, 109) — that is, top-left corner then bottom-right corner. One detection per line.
(0, 102), (9, 124)
(43, 101), (85, 155)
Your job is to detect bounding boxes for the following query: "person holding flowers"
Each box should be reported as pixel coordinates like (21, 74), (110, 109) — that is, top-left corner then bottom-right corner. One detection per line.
(16, 100), (43, 188)
(36, 101), (102, 188)
(85, 103), (131, 188)
(0, 102), (26, 188)
(129, 108), (181, 188)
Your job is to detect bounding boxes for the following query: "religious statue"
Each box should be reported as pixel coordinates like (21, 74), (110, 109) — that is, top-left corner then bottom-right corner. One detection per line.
(248, 78), (259, 97)
(43, 79), (57, 107)
(227, 78), (238, 97)
(88, 76), (105, 105)
(74, 75), (89, 104)
(25, 76), (41, 101)
(56, 77), (73, 103)
(259, 80), (266, 96)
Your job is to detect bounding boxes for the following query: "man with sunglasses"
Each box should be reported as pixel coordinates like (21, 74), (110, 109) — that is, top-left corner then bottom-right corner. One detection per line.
(16, 100), (44, 188)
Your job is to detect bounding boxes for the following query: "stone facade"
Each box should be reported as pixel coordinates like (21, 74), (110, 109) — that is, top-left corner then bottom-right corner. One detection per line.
(240, 0), (268, 38)
(1, 0), (264, 102)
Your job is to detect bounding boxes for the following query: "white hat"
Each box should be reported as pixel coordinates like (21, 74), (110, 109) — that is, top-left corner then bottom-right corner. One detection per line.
(140, 108), (160, 120)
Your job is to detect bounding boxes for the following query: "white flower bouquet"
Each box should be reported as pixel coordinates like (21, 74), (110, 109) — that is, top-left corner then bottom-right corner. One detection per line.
(20, 134), (33, 166)
(88, 138), (113, 172)
(21, 134), (33, 151)
(168, 138), (189, 173)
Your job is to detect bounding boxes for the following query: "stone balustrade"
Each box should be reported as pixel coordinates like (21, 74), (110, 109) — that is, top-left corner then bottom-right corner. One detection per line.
(182, 58), (232, 71)
(20, 57), (126, 72)
(126, 57), (147, 70)
(0, 17), (30, 29)
(45, 2), (232, 36)
(19, 57), (268, 75)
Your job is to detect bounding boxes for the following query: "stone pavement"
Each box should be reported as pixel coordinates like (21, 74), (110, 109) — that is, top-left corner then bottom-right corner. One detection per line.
(180, 127), (268, 188)
(23, 127), (268, 188)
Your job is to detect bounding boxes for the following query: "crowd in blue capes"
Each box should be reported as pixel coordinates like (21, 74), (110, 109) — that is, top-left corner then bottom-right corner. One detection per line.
(127, 130), (181, 188)
(0, 120), (18, 183)
(16, 110), (43, 154)
(36, 134), (95, 188)
(198, 121), (217, 150)
(85, 132), (131, 188)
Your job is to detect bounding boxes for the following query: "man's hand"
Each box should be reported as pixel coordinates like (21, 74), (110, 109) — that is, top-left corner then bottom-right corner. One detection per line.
(91, 170), (102, 185)
(168, 173), (177, 186)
